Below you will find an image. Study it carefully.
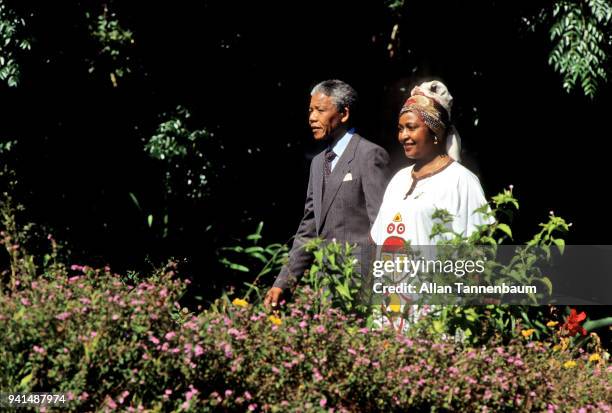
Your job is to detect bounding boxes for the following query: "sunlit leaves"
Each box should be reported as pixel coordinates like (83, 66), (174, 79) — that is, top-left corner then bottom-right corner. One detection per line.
(548, 0), (611, 98)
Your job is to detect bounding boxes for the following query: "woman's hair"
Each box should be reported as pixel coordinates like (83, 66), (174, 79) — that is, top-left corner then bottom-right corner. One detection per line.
(311, 79), (358, 113)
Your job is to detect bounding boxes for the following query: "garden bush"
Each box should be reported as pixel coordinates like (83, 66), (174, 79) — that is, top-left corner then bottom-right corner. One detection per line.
(1, 268), (610, 412)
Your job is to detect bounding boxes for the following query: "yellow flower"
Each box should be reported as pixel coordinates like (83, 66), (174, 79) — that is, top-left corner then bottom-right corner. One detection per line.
(552, 344), (562, 352)
(388, 294), (401, 313)
(232, 298), (249, 308)
(563, 360), (576, 369)
(389, 304), (401, 313)
(521, 329), (535, 338)
(546, 321), (559, 328)
(560, 337), (569, 351)
(588, 354), (601, 363)
(268, 315), (282, 326)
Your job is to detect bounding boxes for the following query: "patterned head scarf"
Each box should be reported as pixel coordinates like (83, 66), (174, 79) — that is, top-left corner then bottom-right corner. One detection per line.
(399, 80), (462, 161)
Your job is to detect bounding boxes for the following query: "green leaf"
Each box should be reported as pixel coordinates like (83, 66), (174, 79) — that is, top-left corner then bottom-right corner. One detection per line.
(552, 238), (565, 254)
(584, 317), (612, 332)
(20, 372), (33, 387)
(229, 263), (249, 272)
(538, 276), (553, 295)
(496, 223), (513, 239)
(128, 192), (141, 210)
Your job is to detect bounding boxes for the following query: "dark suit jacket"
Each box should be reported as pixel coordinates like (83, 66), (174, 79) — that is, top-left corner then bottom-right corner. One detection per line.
(273, 133), (391, 290)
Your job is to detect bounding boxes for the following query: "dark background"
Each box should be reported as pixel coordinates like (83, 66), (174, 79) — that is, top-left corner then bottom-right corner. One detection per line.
(1, 0), (610, 299)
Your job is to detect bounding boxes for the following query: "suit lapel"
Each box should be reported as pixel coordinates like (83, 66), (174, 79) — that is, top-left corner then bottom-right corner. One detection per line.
(313, 153), (324, 232)
(318, 134), (360, 232)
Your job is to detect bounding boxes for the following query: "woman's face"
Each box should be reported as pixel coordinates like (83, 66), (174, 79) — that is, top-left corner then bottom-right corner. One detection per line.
(397, 111), (437, 160)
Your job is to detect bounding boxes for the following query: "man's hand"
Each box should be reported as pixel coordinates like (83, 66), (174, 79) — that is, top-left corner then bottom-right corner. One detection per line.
(264, 287), (283, 309)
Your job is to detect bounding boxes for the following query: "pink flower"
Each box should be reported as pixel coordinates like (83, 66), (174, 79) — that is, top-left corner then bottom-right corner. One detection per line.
(225, 390), (233, 397)
(117, 391), (129, 404)
(315, 325), (326, 334)
(20, 298), (31, 306)
(33, 345), (45, 354)
(149, 336), (160, 345)
(184, 321), (198, 331)
(80, 392), (89, 400)
(320, 398), (327, 407)
(111, 314), (120, 320)
(165, 332), (176, 341)
(347, 348), (357, 355)
(194, 344), (204, 356)
(55, 311), (71, 321)
(299, 321), (308, 328)
(90, 331), (98, 338)
(248, 404), (257, 411)
(185, 385), (199, 401)
(106, 397), (118, 409)
(244, 391), (252, 400)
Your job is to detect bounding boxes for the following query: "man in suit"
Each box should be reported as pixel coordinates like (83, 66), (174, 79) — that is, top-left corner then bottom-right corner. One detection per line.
(264, 79), (391, 308)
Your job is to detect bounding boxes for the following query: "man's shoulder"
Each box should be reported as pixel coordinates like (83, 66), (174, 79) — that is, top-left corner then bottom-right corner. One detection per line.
(353, 133), (387, 154)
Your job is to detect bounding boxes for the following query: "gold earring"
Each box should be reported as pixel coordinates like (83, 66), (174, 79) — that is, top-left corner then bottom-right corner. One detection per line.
(434, 136), (439, 145)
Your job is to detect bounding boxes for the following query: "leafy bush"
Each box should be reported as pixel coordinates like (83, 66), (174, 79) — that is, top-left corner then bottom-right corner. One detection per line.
(2, 274), (610, 412)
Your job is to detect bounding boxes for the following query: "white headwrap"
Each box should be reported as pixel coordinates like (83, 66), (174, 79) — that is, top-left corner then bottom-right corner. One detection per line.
(408, 80), (462, 162)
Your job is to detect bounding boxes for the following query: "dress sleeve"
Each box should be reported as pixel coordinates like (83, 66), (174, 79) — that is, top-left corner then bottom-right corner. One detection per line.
(370, 169), (402, 244)
(453, 171), (495, 237)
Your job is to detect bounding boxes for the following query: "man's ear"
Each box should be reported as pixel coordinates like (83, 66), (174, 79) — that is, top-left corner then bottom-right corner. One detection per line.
(340, 106), (350, 124)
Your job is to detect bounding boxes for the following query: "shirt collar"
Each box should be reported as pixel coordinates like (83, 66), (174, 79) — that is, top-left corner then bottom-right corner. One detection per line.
(329, 128), (354, 157)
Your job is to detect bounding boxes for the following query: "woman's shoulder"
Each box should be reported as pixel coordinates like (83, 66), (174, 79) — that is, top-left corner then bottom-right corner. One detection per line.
(390, 165), (414, 180)
(448, 161), (483, 185)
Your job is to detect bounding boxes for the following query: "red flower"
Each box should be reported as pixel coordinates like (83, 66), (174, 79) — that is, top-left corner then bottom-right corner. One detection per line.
(562, 308), (587, 336)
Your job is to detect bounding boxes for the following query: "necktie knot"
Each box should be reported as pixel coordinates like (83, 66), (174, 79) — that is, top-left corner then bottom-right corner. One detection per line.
(324, 149), (336, 177)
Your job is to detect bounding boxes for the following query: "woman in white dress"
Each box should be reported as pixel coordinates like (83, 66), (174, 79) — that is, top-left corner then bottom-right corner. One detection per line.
(370, 80), (493, 329)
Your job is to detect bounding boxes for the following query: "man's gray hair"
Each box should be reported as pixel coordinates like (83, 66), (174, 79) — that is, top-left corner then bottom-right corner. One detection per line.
(310, 79), (358, 112)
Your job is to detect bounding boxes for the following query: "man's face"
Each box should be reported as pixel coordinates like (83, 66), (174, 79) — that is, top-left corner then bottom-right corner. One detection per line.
(308, 93), (347, 140)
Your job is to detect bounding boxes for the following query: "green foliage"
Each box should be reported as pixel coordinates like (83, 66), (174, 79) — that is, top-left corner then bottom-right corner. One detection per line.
(0, 189), (610, 412)
(302, 239), (367, 317)
(217, 221), (288, 302)
(145, 105), (215, 201)
(1, 195), (37, 290)
(0, 265), (189, 411)
(132, 105), (219, 239)
(2, 277), (609, 412)
(87, 6), (135, 86)
(548, 0), (611, 98)
(0, 1), (31, 87)
(385, 0), (405, 13)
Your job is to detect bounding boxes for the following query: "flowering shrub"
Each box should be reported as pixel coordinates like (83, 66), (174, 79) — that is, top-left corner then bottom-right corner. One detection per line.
(0, 264), (191, 412)
(1, 191), (610, 412)
(2, 272), (610, 412)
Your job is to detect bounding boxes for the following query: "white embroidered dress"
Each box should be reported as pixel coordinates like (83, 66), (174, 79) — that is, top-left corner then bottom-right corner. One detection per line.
(370, 161), (494, 331)
(371, 161), (492, 246)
